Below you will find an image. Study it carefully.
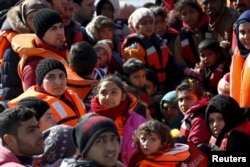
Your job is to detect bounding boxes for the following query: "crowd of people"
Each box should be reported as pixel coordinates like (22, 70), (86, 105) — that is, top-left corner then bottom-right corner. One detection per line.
(0, 0), (250, 166)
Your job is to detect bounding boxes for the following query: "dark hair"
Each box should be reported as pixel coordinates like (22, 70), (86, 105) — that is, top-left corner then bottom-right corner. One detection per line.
(97, 75), (128, 95)
(69, 41), (98, 77)
(176, 79), (204, 100)
(143, 2), (155, 9)
(150, 6), (167, 18)
(198, 39), (222, 53)
(145, 68), (158, 87)
(133, 101), (148, 118)
(135, 119), (175, 148)
(123, 58), (145, 76)
(175, 0), (203, 16)
(72, 0), (83, 5)
(0, 106), (35, 145)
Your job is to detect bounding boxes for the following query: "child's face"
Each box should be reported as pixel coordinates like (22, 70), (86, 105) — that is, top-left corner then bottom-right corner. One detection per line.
(162, 102), (180, 123)
(154, 15), (167, 37)
(86, 131), (120, 166)
(136, 16), (154, 38)
(199, 49), (220, 67)
(99, 26), (113, 40)
(139, 132), (162, 155)
(95, 47), (109, 67)
(238, 22), (250, 50)
(208, 112), (225, 138)
(100, 2), (114, 19)
(128, 69), (146, 88)
(177, 90), (199, 113)
(180, 5), (200, 28)
(98, 81), (126, 108)
(145, 80), (156, 96)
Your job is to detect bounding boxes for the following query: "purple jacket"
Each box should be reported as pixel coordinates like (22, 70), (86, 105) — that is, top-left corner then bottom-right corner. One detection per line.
(0, 140), (26, 167)
(121, 111), (146, 165)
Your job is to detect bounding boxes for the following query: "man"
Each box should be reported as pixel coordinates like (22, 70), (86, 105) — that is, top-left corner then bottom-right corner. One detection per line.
(46, 0), (67, 15)
(73, 0), (96, 26)
(0, 106), (44, 166)
(11, 8), (67, 90)
(62, 0), (93, 49)
(60, 113), (125, 167)
(234, 0), (250, 13)
(200, 0), (238, 55)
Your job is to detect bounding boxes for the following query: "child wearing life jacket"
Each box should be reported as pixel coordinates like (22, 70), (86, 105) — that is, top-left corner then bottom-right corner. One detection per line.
(122, 7), (203, 92)
(196, 39), (230, 96)
(174, 0), (212, 68)
(205, 94), (250, 153)
(128, 119), (190, 167)
(90, 75), (146, 165)
(177, 79), (211, 145)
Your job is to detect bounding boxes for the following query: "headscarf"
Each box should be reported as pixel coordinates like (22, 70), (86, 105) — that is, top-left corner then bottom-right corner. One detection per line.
(235, 10), (250, 58)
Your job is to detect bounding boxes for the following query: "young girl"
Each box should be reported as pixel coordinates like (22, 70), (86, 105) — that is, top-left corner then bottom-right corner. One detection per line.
(174, 0), (212, 68)
(8, 58), (86, 127)
(176, 79), (211, 145)
(205, 94), (250, 153)
(128, 119), (190, 167)
(90, 75), (146, 165)
(196, 38), (230, 96)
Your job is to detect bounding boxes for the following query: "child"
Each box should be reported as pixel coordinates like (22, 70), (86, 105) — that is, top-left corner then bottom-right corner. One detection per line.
(90, 75), (146, 165)
(86, 15), (123, 73)
(174, 0), (212, 68)
(122, 58), (153, 114)
(160, 90), (184, 129)
(93, 40), (112, 75)
(68, 41), (99, 111)
(196, 39), (229, 96)
(205, 94), (250, 153)
(150, 6), (179, 54)
(122, 7), (202, 91)
(176, 79), (211, 145)
(230, 10), (250, 107)
(128, 119), (190, 167)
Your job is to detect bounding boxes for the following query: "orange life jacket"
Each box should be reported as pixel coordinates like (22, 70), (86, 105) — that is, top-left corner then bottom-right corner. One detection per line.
(122, 33), (170, 85)
(12, 33), (96, 100)
(230, 48), (250, 107)
(8, 85), (86, 127)
(0, 30), (17, 68)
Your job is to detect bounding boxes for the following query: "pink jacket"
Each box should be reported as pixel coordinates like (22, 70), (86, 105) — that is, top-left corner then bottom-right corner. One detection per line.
(0, 140), (26, 167)
(121, 112), (146, 166)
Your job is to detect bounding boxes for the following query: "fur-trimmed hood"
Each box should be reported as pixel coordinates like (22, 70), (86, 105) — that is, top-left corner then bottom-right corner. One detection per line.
(96, 0), (120, 20)
(6, 6), (30, 33)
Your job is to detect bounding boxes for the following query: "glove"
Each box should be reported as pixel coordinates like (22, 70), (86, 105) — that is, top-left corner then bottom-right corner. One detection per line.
(184, 67), (203, 81)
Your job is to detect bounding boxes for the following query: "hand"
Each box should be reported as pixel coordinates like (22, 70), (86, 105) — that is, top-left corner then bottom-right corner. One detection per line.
(184, 67), (203, 81)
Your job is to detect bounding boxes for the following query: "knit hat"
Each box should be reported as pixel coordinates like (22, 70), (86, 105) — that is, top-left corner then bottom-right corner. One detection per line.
(33, 8), (62, 39)
(93, 40), (112, 63)
(36, 58), (67, 86)
(18, 97), (50, 121)
(21, 0), (47, 25)
(128, 7), (154, 30)
(34, 125), (77, 165)
(160, 91), (178, 113)
(72, 113), (120, 158)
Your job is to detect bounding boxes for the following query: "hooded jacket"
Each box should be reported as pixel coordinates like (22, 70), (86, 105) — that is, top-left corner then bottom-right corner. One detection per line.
(0, 6), (30, 100)
(205, 94), (250, 152)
